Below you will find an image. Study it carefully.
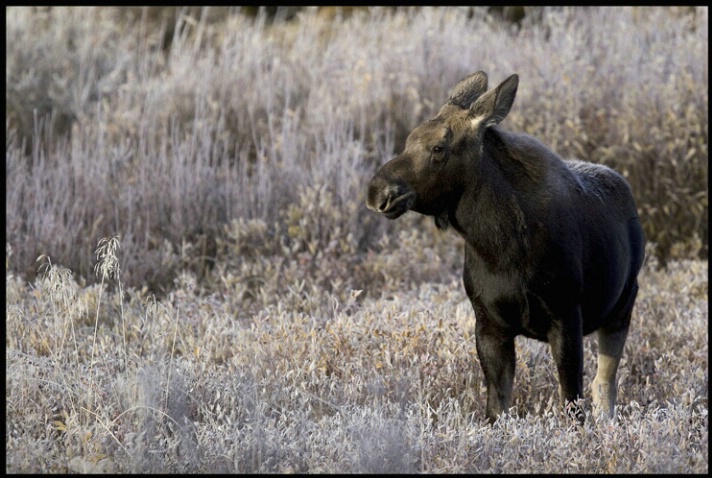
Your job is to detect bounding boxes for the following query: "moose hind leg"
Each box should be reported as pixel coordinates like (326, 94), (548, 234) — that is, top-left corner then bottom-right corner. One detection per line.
(591, 327), (628, 418)
(592, 284), (636, 419)
(592, 320), (631, 418)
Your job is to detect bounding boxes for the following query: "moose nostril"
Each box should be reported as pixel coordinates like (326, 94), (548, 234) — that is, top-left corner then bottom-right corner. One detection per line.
(378, 197), (390, 212)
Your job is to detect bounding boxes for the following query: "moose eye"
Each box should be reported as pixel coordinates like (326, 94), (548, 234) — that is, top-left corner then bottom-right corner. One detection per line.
(432, 145), (445, 154)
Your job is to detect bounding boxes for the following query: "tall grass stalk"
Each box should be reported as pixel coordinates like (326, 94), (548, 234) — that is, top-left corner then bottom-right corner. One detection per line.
(91, 236), (125, 374)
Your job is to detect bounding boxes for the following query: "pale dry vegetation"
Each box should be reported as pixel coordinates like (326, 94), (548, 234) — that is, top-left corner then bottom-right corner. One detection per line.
(5, 6), (707, 290)
(5, 234), (708, 473)
(5, 6), (709, 473)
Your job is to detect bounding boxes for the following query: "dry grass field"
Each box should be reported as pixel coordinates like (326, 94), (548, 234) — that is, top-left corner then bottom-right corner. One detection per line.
(5, 232), (708, 473)
(5, 6), (708, 473)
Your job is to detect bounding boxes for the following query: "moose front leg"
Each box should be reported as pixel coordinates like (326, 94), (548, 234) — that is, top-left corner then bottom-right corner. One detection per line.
(475, 319), (516, 424)
(548, 314), (585, 423)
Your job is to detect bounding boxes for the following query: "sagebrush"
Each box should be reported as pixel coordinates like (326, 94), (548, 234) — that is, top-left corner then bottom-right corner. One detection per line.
(5, 6), (708, 292)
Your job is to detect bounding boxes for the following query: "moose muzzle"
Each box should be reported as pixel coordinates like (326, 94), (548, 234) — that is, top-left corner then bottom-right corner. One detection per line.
(366, 174), (415, 220)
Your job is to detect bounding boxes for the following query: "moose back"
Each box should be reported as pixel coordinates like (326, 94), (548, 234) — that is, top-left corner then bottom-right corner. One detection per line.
(366, 71), (645, 423)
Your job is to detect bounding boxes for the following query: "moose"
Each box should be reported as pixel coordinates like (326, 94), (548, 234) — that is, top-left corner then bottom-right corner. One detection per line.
(367, 71), (645, 424)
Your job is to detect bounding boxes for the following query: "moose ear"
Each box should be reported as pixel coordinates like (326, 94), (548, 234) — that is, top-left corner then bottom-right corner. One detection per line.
(446, 71), (489, 109)
(469, 74), (519, 128)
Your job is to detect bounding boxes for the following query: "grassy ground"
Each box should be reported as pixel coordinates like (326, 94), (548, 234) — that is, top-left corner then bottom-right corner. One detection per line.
(5, 232), (708, 473)
(5, 6), (709, 473)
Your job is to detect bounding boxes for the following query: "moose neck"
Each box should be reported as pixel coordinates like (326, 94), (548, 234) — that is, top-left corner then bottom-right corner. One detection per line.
(450, 128), (535, 273)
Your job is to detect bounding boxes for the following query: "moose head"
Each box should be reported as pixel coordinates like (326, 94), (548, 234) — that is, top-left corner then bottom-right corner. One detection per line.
(367, 71), (518, 230)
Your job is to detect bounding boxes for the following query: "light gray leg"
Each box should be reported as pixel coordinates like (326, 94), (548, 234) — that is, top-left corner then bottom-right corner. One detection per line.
(592, 324), (629, 418)
(592, 281), (637, 419)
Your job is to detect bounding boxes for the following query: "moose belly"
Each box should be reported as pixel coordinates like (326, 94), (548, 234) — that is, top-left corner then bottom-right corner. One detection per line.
(520, 291), (557, 341)
(504, 291), (612, 342)
(473, 289), (555, 342)
(521, 279), (626, 340)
